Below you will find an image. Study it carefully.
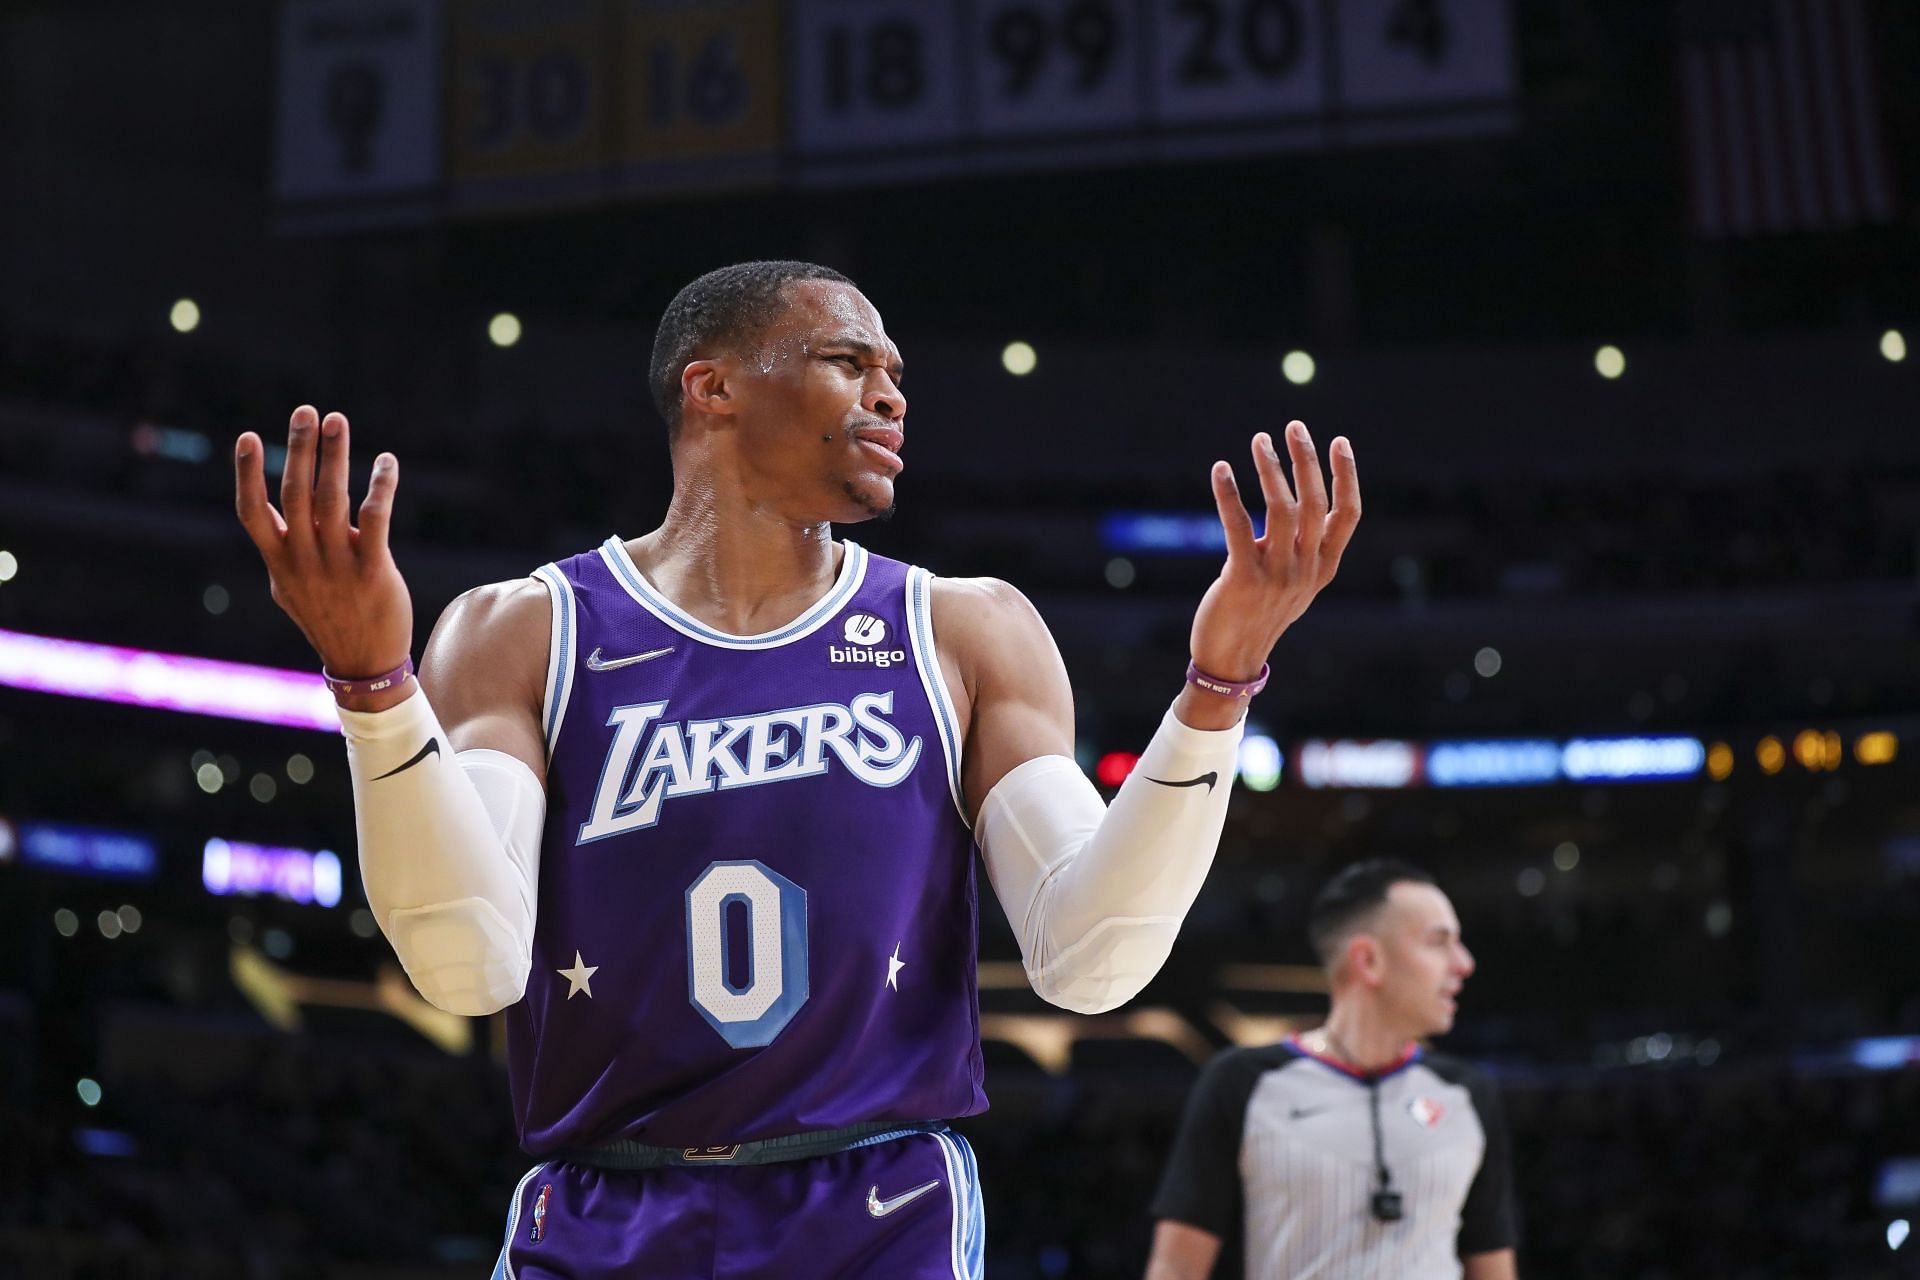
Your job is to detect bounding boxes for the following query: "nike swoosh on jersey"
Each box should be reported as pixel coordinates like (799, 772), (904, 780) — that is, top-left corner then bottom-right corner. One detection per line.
(1145, 771), (1218, 793)
(866, 1178), (942, 1218)
(372, 738), (439, 780)
(585, 645), (675, 672)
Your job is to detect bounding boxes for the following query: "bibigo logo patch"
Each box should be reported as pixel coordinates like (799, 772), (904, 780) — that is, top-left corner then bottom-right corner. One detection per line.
(831, 613), (906, 669)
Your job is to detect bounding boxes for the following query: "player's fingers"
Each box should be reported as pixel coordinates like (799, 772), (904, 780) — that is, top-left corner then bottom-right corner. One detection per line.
(1319, 437), (1362, 584)
(279, 405), (319, 547)
(1285, 421), (1329, 558)
(1250, 432), (1298, 542)
(312, 411), (353, 552)
(1211, 460), (1258, 561)
(234, 432), (289, 555)
(354, 452), (399, 555)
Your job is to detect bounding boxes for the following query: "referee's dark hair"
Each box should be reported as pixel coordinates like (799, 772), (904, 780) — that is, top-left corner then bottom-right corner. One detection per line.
(1307, 859), (1439, 966)
(649, 260), (855, 434)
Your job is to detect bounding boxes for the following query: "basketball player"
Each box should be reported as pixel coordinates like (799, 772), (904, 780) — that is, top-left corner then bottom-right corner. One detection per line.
(232, 261), (1361, 1279)
(1146, 861), (1517, 1279)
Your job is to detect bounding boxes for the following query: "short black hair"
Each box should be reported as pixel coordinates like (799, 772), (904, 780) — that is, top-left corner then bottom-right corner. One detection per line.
(648, 260), (855, 431)
(1306, 859), (1438, 966)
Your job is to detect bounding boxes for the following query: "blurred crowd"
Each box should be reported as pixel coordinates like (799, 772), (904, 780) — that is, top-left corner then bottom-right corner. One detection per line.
(0, 1018), (1914, 1280)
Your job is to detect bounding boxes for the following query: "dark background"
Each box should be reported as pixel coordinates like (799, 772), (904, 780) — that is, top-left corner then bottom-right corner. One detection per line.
(3, 1), (1919, 1276)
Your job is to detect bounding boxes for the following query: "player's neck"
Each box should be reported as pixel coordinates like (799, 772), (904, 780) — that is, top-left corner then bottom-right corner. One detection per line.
(1315, 1004), (1415, 1076)
(627, 485), (843, 636)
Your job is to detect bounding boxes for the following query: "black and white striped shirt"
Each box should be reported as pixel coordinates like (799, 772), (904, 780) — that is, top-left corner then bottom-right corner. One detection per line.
(1152, 1037), (1517, 1278)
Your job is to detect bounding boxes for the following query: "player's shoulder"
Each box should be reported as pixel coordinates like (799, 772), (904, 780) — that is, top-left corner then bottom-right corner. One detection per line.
(424, 576), (552, 687)
(928, 574), (1037, 616)
(442, 575), (552, 635)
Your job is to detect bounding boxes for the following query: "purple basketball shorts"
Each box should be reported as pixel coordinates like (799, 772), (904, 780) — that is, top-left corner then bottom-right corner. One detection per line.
(489, 1127), (984, 1279)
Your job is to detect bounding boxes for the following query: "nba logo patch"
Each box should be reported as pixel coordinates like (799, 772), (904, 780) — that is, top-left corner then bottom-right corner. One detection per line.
(1407, 1097), (1445, 1129)
(530, 1184), (551, 1243)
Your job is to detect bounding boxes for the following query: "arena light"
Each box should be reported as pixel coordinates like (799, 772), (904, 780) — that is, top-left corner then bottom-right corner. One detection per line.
(0, 551), (15, 583)
(1100, 512), (1230, 555)
(203, 838), (343, 908)
(1095, 751), (1139, 788)
(1883, 330), (1908, 363)
(17, 821), (158, 881)
(1296, 739), (1420, 790)
(0, 629), (337, 731)
(489, 312), (522, 347)
(1594, 344), (1625, 379)
(1237, 734), (1283, 791)
(131, 422), (212, 463)
(1856, 731), (1899, 765)
(1281, 350), (1315, 385)
(1706, 741), (1734, 780)
(1001, 341), (1037, 376)
(1428, 739), (1560, 787)
(1561, 736), (1705, 782)
(170, 298), (201, 333)
(1792, 729), (1842, 772)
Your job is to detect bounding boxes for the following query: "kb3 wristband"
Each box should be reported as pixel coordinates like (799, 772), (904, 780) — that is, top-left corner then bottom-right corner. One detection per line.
(323, 656), (415, 698)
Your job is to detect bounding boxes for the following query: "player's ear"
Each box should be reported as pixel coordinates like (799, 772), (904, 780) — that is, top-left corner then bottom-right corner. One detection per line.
(682, 358), (736, 418)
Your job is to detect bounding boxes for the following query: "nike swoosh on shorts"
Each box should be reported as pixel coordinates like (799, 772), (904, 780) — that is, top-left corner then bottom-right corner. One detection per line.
(866, 1179), (942, 1218)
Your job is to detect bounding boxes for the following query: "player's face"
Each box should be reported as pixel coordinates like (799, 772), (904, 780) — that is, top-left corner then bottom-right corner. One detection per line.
(1375, 882), (1475, 1039)
(731, 281), (907, 525)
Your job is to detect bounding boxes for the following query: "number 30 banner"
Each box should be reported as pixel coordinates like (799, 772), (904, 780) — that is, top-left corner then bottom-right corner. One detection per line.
(278, 0), (1513, 221)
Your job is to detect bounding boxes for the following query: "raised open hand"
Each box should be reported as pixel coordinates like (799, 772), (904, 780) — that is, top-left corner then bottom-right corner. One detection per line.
(1189, 420), (1360, 687)
(234, 405), (413, 683)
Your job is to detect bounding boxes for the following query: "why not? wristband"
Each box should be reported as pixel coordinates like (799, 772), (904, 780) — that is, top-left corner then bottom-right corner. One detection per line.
(1186, 660), (1270, 700)
(323, 656), (414, 698)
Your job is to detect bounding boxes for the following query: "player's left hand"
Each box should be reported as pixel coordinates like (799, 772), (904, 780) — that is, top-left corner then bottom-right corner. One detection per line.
(1188, 420), (1360, 687)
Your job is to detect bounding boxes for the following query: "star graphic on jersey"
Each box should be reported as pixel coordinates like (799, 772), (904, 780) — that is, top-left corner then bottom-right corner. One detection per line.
(558, 951), (599, 1000)
(886, 942), (906, 991)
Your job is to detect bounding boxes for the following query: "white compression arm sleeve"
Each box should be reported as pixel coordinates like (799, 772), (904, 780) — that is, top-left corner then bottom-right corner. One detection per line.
(976, 704), (1242, 1014)
(339, 689), (544, 1016)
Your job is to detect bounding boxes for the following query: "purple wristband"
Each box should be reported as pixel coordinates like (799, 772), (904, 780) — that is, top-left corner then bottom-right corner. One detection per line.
(1187, 659), (1270, 700)
(322, 657), (414, 698)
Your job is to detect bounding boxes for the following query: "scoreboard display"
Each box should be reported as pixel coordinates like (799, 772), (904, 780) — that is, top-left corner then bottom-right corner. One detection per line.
(277, 0), (1513, 222)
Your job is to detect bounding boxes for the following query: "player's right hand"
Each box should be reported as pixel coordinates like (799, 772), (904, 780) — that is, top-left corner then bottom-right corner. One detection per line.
(234, 406), (414, 688)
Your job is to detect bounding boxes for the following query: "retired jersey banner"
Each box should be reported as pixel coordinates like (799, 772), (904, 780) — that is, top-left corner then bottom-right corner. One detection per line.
(275, 0), (443, 200)
(277, 0), (1517, 224)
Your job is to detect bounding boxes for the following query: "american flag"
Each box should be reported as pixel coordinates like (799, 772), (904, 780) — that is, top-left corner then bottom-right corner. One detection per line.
(1678, 0), (1897, 237)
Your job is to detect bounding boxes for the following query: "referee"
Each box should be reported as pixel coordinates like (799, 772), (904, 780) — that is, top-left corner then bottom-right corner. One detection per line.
(1145, 860), (1519, 1279)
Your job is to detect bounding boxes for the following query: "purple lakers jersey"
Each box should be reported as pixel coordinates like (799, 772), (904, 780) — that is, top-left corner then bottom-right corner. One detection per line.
(514, 538), (986, 1153)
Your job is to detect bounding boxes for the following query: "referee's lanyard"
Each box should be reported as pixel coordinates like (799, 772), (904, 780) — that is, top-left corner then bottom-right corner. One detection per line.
(1364, 1076), (1404, 1223)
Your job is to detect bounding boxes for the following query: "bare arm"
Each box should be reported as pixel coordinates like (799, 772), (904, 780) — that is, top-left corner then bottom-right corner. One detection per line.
(1463, 1249), (1519, 1280)
(1144, 1221), (1222, 1280)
